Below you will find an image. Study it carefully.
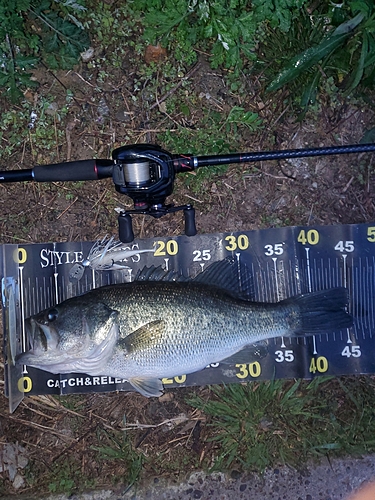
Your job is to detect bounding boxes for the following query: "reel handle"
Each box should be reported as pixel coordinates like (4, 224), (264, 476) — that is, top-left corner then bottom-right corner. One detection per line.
(118, 213), (135, 243)
(184, 205), (197, 237)
(118, 204), (197, 243)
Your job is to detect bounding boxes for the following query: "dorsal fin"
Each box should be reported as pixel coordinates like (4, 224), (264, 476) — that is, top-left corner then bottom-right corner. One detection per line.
(134, 265), (188, 282)
(134, 258), (254, 299)
(193, 258), (254, 299)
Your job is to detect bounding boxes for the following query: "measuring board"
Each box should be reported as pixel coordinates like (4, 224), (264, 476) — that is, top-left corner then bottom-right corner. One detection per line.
(2, 222), (375, 413)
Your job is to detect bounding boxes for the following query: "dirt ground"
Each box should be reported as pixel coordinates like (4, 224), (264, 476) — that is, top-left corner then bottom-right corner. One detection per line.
(0, 44), (375, 497)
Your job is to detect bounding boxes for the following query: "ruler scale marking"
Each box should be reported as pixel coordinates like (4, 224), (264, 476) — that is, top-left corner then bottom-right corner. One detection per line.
(3, 223), (375, 405)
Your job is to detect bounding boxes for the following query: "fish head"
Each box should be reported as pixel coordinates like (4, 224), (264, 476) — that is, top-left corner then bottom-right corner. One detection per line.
(17, 297), (119, 375)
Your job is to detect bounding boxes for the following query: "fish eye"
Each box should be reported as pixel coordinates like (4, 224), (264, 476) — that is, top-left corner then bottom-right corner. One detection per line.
(47, 308), (58, 322)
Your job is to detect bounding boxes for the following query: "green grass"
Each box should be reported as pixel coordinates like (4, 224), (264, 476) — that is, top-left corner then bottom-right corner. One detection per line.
(0, 0), (89, 102)
(91, 429), (143, 491)
(187, 376), (375, 472)
(0, 96), (69, 161)
(24, 456), (97, 496)
(19, 377), (375, 496)
(2, 1), (374, 109)
(157, 104), (262, 195)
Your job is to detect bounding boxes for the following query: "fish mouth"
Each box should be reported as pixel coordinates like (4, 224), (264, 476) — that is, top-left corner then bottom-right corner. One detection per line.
(17, 311), (120, 375)
(16, 318), (59, 365)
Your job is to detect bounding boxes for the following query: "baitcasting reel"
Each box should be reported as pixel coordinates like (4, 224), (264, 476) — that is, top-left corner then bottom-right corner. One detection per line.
(111, 144), (197, 243)
(1, 142), (375, 242)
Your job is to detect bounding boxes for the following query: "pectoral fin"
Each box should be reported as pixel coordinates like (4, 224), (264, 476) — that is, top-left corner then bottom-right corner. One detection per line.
(120, 320), (165, 352)
(129, 377), (164, 398)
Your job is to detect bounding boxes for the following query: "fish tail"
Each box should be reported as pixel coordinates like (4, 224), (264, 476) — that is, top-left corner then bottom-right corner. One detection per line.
(286, 287), (353, 334)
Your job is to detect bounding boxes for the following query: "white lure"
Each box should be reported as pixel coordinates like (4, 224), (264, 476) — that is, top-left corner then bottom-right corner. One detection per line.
(82, 236), (154, 271)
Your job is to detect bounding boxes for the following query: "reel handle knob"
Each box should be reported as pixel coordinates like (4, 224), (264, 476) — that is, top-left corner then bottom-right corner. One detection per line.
(184, 205), (197, 237)
(118, 213), (135, 243)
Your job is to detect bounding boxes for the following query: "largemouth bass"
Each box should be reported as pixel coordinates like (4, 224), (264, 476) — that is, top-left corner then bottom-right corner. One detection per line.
(18, 259), (352, 397)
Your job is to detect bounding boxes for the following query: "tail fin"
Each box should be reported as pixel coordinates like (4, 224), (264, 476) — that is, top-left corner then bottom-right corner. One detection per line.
(286, 287), (353, 334)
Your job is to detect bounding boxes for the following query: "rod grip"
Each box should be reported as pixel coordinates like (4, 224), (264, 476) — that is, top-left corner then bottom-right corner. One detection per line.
(0, 170), (33, 182)
(33, 160), (99, 182)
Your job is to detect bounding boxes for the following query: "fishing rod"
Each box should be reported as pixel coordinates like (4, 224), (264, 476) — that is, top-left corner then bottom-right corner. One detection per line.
(1, 142), (375, 242)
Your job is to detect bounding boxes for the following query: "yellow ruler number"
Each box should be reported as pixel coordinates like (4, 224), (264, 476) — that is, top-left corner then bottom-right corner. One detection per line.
(17, 376), (32, 393)
(154, 240), (179, 256)
(224, 234), (249, 251)
(309, 356), (328, 374)
(297, 229), (319, 245)
(13, 248), (27, 264)
(162, 375), (187, 384)
(367, 227), (375, 242)
(235, 362), (261, 379)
